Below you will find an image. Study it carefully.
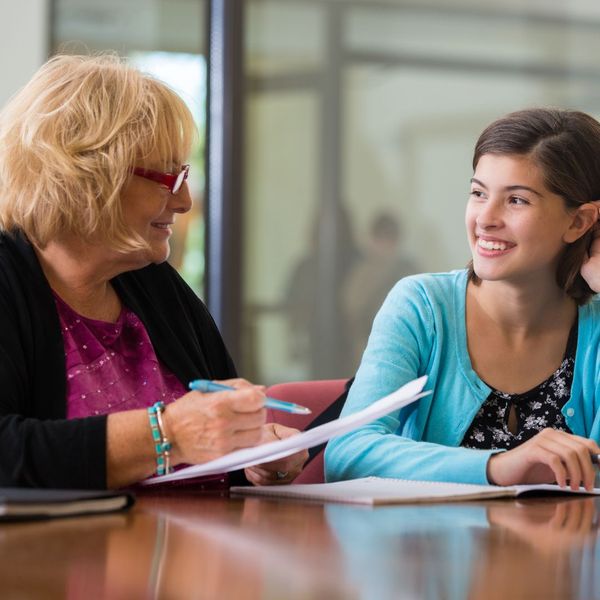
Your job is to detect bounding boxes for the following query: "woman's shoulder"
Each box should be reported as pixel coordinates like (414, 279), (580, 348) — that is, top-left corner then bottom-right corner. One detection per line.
(0, 230), (45, 290)
(116, 261), (213, 319)
(576, 296), (600, 355)
(373, 269), (467, 333)
(0, 229), (29, 264)
(386, 269), (467, 303)
(579, 294), (600, 326)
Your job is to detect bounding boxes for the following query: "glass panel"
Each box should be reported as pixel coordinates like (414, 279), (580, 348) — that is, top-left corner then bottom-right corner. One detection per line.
(246, 0), (326, 77)
(244, 89), (321, 381)
(244, 1), (327, 383)
(52, 0), (207, 296)
(243, 0), (600, 384)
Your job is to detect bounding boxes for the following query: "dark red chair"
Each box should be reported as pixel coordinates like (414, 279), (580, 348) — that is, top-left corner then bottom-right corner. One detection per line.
(265, 379), (347, 484)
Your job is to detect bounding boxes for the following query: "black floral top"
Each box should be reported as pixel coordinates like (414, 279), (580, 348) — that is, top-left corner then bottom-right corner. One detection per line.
(462, 321), (577, 450)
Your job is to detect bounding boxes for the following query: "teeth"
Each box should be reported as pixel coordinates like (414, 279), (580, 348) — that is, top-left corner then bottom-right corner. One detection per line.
(478, 239), (508, 251)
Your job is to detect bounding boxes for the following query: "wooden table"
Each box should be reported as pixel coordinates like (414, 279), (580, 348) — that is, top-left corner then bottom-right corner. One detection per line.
(0, 491), (598, 599)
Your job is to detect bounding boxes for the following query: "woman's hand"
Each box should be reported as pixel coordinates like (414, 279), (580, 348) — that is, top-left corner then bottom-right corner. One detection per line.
(244, 423), (309, 486)
(162, 378), (267, 466)
(580, 200), (600, 292)
(487, 429), (600, 491)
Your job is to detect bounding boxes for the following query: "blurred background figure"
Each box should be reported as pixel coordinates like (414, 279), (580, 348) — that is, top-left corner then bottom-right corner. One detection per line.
(283, 204), (360, 380)
(342, 212), (419, 368)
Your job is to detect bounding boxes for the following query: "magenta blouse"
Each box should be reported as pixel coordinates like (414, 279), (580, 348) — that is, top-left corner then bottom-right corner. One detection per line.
(53, 293), (187, 419)
(53, 293), (230, 490)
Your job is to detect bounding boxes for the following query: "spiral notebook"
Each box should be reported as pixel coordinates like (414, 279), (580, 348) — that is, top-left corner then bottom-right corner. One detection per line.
(230, 477), (600, 506)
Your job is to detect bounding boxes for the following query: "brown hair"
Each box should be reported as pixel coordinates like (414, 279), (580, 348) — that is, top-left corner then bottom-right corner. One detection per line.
(0, 54), (196, 251)
(469, 108), (600, 304)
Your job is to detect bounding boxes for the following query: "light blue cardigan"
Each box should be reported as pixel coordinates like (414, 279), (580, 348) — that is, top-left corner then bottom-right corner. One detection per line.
(325, 270), (600, 485)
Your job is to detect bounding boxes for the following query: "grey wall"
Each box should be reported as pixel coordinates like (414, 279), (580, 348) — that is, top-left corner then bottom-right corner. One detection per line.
(0, 0), (49, 108)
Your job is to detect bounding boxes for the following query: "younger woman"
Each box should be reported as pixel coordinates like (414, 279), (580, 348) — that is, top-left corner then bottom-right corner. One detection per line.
(326, 108), (600, 490)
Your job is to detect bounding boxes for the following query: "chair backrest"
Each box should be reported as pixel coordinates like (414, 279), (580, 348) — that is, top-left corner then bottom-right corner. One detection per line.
(266, 379), (347, 484)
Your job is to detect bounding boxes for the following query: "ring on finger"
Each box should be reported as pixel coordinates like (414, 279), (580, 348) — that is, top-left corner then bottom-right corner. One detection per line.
(276, 471), (289, 480)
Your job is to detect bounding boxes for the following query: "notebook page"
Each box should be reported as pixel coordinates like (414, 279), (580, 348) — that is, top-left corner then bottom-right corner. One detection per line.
(230, 477), (517, 505)
(232, 478), (600, 505)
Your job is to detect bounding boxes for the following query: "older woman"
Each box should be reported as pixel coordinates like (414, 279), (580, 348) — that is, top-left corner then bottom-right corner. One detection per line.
(0, 54), (306, 489)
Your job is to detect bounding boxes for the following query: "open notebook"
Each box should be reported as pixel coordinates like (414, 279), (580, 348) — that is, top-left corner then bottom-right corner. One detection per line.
(230, 477), (600, 506)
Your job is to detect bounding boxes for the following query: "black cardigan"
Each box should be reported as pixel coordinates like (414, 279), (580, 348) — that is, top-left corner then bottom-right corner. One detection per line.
(0, 231), (237, 489)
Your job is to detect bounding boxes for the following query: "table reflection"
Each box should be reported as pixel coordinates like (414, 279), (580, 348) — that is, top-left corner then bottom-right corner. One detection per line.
(0, 512), (131, 598)
(0, 492), (598, 599)
(128, 493), (354, 600)
(326, 497), (600, 600)
(0, 492), (354, 599)
(471, 498), (599, 600)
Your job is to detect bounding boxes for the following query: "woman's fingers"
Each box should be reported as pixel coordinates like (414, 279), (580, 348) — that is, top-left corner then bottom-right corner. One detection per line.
(244, 466), (276, 485)
(244, 466), (276, 486)
(215, 377), (267, 393)
(164, 385), (269, 465)
(541, 431), (599, 490)
(230, 427), (266, 450)
(201, 387), (267, 413)
(243, 423), (308, 486)
(560, 440), (596, 491)
(526, 430), (598, 490)
(270, 423), (301, 440)
(244, 468), (263, 486)
(244, 461), (299, 486)
(487, 429), (599, 488)
(540, 440), (583, 490)
(531, 444), (569, 488)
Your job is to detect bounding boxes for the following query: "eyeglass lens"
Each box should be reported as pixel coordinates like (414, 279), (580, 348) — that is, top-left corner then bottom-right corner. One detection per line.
(173, 166), (188, 194)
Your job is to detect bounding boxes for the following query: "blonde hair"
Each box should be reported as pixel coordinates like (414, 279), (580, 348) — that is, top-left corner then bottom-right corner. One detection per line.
(0, 54), (196, 251)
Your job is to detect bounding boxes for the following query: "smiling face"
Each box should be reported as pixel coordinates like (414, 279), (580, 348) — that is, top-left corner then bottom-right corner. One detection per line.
(465, 154), (582, 286)
(119, 162), (192, 268)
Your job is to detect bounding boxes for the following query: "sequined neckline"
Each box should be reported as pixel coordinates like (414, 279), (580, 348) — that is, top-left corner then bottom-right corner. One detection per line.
(52, 291), (128, 345)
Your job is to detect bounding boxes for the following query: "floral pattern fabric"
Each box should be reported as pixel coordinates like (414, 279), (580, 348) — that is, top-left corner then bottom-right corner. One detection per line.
(462, 322), (576, 450)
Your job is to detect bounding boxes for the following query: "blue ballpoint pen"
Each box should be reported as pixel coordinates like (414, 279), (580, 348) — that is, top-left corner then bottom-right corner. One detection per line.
(188, 379), (312, 415)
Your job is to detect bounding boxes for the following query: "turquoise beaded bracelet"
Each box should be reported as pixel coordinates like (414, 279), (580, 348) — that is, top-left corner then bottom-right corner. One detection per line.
(147, 401), (172, 476)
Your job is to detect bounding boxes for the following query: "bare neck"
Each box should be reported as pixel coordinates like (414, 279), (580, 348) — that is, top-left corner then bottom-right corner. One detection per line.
(35, 239), (125, 322)
(469, 276), (577, 338)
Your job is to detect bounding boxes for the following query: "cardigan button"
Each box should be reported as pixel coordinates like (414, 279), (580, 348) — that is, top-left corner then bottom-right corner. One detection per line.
(566, 407), (575, 417)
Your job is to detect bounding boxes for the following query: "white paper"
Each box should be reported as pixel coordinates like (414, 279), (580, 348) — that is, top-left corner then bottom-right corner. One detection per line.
(230, 477), (600, 505)
(143, 375), (429, 485)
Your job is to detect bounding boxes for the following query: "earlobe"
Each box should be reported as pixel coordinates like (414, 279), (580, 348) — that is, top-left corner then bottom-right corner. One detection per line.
(563, 203), (598, 243)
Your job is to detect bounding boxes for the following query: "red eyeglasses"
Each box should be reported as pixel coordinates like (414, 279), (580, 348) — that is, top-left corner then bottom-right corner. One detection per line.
(133, 164), (190, 194)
